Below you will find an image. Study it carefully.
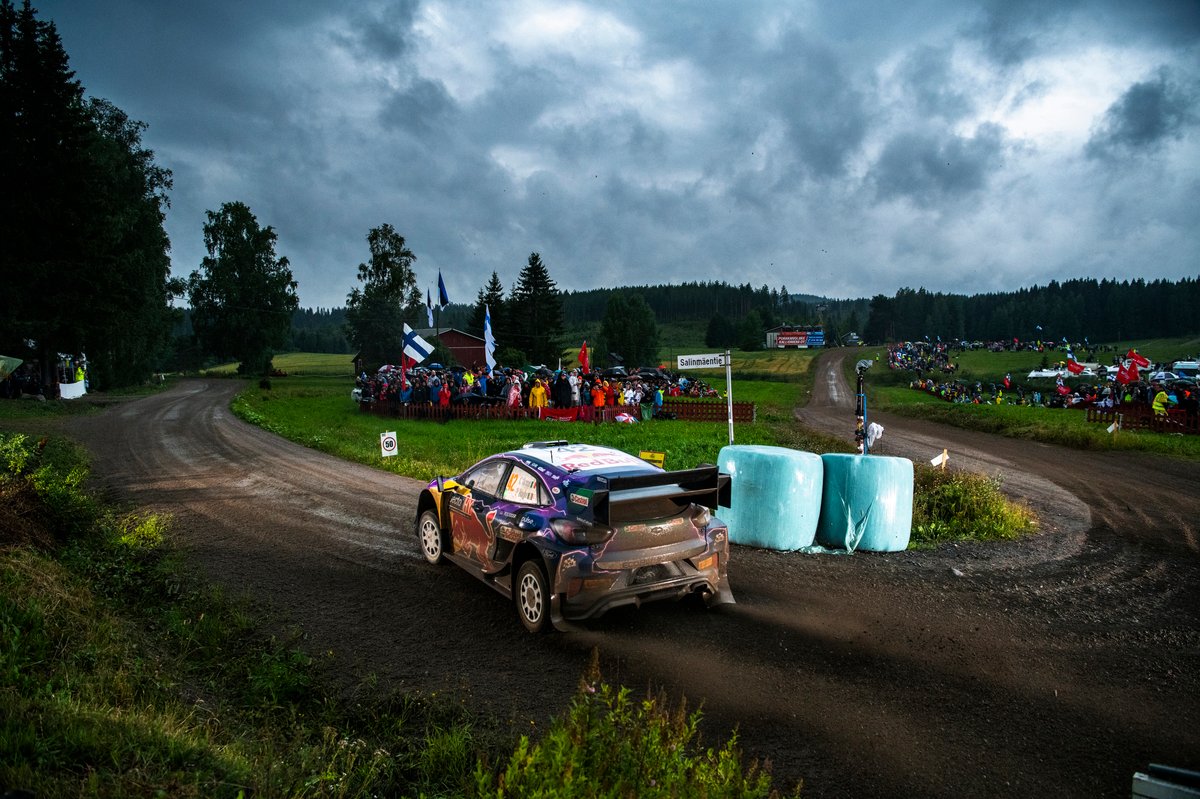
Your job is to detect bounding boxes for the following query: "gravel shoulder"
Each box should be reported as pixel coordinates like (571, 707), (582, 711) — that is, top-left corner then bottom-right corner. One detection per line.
(67, 370), (1200, 798)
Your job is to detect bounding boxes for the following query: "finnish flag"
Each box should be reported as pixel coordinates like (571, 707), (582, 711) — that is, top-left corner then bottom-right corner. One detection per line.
(403, 323), (433, 364)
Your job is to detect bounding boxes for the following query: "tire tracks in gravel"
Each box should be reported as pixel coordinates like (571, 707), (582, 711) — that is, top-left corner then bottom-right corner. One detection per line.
(67, 374), (1200, 799)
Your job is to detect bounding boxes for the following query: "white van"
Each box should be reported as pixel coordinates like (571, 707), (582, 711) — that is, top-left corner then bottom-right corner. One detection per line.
(1173, 360), (1198, 379)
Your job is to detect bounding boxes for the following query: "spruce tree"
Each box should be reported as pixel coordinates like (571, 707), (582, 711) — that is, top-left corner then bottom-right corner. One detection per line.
(509, 253), (564, 365)
(0, 0), (175, 387)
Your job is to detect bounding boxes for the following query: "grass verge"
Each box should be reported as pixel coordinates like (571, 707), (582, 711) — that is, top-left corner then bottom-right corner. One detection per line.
(0, 431), (798, 797)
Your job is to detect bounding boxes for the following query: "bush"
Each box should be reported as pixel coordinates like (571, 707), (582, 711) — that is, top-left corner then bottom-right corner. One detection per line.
(475, 653), (797, 798)
(911, 465), (1037, 546)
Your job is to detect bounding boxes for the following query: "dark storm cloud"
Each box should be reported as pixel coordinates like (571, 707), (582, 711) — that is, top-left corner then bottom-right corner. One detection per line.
(966, 0), (1059, 67)
(1086, 69), (1199, 160)
(343, 0), (420, 60)
(897, 46), (975, 122)
(871, 124), (1007, 208)
(1090, 1), (1200, 48)
(31, 1), (1200, 304)
(765, 31), (870, 182)
(378, 77), (457, 136)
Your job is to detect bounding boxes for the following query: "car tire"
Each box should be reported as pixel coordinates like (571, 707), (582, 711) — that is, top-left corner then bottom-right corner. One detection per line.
(515, 559), (550, 633)
(417, 509), (447, 565)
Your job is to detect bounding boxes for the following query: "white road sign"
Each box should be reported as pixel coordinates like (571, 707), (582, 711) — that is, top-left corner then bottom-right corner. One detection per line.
(677, 353), (726, 370)
(380, 431), (398, 457)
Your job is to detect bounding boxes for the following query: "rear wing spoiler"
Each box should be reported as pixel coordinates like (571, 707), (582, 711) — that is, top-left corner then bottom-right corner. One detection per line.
(591, 465), (731, 526)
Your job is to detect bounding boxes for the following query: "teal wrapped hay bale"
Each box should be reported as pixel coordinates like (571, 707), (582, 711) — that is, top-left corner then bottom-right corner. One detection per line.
(717, 445), (824, 550)
(817, 454), (914, 552)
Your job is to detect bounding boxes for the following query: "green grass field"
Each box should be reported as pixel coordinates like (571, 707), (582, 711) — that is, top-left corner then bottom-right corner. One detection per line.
(232, 374), (811, 481)
(884, 335), (1200, 384)
(856, 339), (1200, 459)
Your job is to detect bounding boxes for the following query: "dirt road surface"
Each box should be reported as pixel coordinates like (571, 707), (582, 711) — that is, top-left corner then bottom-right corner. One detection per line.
(69, 360), (1200, 798)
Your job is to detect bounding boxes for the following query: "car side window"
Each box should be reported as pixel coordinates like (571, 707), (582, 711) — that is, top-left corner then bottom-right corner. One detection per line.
(501, 465), (548, 506)
(463, 459), (508, 498)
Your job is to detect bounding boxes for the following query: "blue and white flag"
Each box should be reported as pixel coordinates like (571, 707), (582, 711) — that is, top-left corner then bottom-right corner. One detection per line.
(426, 288), (434, 327)
(403, 323), (433, 364)
(484, 304), (496, 371)
(438, 271), (450, 307)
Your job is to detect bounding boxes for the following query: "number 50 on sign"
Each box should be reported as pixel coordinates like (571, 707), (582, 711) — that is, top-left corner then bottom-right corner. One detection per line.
(380, 431), (398, 457)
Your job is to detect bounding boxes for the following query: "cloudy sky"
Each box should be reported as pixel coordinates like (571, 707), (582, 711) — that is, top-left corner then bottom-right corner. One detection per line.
(38, 0), (1200, 309)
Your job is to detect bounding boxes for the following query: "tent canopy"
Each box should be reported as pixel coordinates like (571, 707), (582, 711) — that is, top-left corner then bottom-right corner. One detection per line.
(0, 356), (22, 381)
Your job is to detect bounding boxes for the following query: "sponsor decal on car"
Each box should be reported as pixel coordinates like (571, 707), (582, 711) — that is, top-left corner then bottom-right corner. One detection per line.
(568, 489), (592, 510)
(447, 492), (472, 515)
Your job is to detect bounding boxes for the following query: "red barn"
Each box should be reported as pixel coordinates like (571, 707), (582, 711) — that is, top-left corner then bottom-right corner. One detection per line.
(417, 327), (486, 368)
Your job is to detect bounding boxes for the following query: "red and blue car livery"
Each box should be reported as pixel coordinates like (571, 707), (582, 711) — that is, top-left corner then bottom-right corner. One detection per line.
(415, 441), (734, 632)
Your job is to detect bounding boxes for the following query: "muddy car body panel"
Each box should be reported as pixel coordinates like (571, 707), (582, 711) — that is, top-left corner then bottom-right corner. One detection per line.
(415, 442), (733, 631)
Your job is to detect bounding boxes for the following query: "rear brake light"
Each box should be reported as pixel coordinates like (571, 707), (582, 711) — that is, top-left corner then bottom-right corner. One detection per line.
(550, 517), (614, 545)
(692, 505), (712, 528)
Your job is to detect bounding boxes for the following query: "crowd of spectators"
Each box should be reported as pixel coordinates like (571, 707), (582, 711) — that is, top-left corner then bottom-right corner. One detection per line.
(355, 363), (721, 416)
(888, 341), (1198, 423)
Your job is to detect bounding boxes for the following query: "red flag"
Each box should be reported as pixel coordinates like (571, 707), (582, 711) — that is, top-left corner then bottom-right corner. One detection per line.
(1066, 360), (1085, 374)
(579, 340), (590, 374)
(1056, 383), (1072, 396)
(1116, 362), (1139, 384)
(1126, 349), (1150, 368)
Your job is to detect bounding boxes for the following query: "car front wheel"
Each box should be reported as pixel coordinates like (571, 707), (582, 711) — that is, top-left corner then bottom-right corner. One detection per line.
(418, 509), (446, 565)
(515, 559), (550, 633)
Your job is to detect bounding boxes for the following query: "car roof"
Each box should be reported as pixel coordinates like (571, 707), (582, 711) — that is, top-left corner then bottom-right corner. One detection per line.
(508, 442), (659, 476)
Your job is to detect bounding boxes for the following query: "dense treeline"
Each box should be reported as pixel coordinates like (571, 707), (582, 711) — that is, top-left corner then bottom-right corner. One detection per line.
(863, 277), (1200, 344)
(562, 282), (832, 324)
(1, 1), (177, 388)
(289, 308), (351, 353)
(279, 273), (1199, 361)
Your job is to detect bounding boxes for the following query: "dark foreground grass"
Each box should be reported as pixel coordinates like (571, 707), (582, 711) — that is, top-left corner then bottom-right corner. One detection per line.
(0, 431), (798, 798)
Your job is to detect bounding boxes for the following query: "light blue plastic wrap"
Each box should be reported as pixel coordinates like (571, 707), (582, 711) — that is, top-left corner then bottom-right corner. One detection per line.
(816, 454), (914, 552)
(717, 445), (824, 550)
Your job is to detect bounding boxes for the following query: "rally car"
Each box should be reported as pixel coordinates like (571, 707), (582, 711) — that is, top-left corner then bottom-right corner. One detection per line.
(415, 441), (733, 632)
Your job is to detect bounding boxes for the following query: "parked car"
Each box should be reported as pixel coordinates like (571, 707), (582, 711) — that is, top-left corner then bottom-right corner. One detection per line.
(414, 441), (733, 632)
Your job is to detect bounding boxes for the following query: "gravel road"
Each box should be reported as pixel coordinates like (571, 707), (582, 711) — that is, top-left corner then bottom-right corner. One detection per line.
(68, 361), (1200, 798)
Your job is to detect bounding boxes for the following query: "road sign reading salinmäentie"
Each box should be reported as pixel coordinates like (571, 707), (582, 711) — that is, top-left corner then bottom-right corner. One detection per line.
(677, 353), (726, 370)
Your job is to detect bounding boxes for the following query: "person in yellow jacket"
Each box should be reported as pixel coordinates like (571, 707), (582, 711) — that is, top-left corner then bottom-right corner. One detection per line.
(528, 378), (548, 408)
(1151, 382), (1175, 416)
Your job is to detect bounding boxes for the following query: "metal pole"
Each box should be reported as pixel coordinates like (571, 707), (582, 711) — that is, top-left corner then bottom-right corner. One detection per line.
(855, 368), (869, 455)
(725, 349), (734, 445)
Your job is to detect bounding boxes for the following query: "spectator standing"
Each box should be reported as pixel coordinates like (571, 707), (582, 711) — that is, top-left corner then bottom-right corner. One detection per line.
(529, 379), (548, 408)
(569, 370), (581, 405)
(1151, 382), (1175, 416)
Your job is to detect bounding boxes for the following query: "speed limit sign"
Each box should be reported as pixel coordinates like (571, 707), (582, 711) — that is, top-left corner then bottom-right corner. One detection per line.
(380, 431), (398, 457)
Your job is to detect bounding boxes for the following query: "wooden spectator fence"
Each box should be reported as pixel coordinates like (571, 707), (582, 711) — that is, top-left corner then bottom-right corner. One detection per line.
(1086, 405), (1199, 435)
(359, 398), (756, 424)
(663, 399), (756, 423)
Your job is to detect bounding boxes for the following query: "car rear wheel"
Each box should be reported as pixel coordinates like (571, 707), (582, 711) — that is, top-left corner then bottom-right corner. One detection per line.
(515, 559), (550, 633)
(418, 509), (447, 565)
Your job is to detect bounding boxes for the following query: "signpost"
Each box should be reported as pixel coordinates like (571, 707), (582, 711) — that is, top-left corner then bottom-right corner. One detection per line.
(677, 350), (735, 445)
